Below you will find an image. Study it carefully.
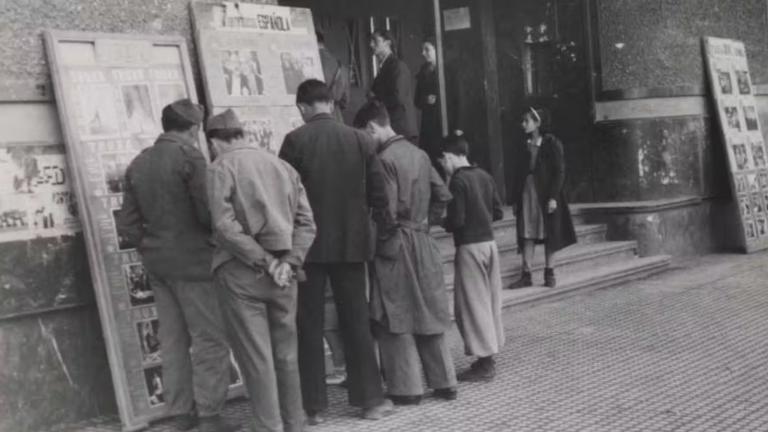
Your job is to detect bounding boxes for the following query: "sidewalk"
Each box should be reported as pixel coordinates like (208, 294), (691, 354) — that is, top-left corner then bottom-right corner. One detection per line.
(60, 252), (768, 432)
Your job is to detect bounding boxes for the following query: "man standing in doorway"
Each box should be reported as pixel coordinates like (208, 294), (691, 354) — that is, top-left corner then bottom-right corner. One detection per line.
(280, 79), (395, 424)
(207, 109), (316, 432)
(118, 99), (237, 432)
(354, 100), (457, 405)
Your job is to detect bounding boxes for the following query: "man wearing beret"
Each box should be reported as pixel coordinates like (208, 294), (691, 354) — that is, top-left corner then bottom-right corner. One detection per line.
(118, 100), (237, 432)
(206, 109), (316, 432)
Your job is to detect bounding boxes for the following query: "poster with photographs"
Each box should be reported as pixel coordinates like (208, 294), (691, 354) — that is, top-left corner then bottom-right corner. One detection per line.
(0, 143), (81, 242)
(229, 105), (303, 154)
(45, 30), (207, 430)
(192, 2), (322, 107)
(704, 36), (768, 252)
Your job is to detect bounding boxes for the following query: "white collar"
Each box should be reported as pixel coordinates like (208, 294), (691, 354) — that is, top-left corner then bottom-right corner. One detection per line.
(527, 136), (542, 147)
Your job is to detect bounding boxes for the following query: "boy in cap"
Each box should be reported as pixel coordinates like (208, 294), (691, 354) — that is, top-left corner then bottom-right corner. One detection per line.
(440, 131), (505, 382)
(206, 109), (316, 432)
(118, 99), (237, 432)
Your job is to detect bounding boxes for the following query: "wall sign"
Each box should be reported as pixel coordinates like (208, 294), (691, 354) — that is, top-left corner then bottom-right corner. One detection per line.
(44, 30), (241, 431)
(443, 7), (472, 31)
(191, 2), (322, 154)
(704, 36), (768, 253)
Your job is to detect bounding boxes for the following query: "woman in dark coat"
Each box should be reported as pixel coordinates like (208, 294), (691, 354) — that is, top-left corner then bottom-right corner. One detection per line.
(414, 38), (443, 171)
(508, 107), (577, 289)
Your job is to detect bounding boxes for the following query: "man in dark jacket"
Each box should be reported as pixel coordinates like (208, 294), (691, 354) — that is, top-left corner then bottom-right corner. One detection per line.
(279, 80), (394, 424)
(118, 99), (236, 432)
(369, 29), (418, 141)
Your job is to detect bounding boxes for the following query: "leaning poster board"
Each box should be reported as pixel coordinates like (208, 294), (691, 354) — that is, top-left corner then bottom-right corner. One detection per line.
(44, 30), (243, 431)
(704, 37), (768, 253)
(191, 1), (323, 154)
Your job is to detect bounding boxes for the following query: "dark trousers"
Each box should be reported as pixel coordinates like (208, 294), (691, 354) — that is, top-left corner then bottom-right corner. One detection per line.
(215, 260), (304, 432)
(297, 262), (384, 413)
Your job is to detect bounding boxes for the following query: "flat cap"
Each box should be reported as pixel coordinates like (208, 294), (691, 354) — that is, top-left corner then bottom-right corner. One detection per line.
(206, 108), (242, 131)
(163, 99), (204, 124)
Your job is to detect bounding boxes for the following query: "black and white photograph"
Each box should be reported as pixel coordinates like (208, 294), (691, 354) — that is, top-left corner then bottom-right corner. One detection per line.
(76, 84), (120, 137)
(143, 366), (164, 407)
(221, 50), (264, 97)
(751, 193), (765, 215)
(121, 84), (157, 135)
(242, 118), (274, 151)
(100, 152), (132, 194)
(123, 262), (153, 306)
(759, 171), (768, 189)
(744, 105), (759, 131)
(751, 141), (767, 168)
(112, 209), (134, 251)
(736, 70), (752, 95)
(757, 217), (768, 237)
(280, 52), (315, 95)
(735, 174), (748, 193)
(740, 195), (752, 216)
(724, 106), (741, 131)
(717, 69), (732, 94)
(745, 219), (757, 239)
(732, 143), (750, 170)
(136, 319), (161, 364)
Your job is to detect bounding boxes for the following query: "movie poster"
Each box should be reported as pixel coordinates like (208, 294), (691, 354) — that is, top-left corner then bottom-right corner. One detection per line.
(192, 2), (321, 153)
(704, 37), (768, 252)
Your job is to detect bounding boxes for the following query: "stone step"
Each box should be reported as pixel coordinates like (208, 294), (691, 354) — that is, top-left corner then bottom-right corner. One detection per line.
(436, 223), (608, 259)
(442, 240), (640, 283)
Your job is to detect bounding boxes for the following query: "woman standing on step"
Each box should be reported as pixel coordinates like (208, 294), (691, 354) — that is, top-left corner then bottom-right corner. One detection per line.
(508, 107), (576, 289)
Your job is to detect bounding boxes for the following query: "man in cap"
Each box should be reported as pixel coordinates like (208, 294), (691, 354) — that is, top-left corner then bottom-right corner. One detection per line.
(207, 109), (316, 432)
(118, 99), (237, 432)
(279, 79), (394, 424)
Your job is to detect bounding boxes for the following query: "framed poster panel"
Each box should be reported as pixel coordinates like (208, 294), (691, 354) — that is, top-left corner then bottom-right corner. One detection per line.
(43, 30), (242, 431)
(704, 37), (768, 253)
(191, 1), (322, 154)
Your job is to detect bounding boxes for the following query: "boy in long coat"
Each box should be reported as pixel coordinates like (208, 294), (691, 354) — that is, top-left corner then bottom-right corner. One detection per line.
(354, 100), (457, 404)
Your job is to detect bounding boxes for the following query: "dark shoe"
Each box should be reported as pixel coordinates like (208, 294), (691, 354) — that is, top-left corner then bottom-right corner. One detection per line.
(544, 268), (557, 288)
(197, 415), (239, 432)
(173, 412), (198, 431)
(432, 387), (458, 401)
(389, 394), (422, 405)
(306, 411), (325, 426)
(507, 271), (532, 289)
(457, 357), (496, 382)
(362, 398), (395, 420)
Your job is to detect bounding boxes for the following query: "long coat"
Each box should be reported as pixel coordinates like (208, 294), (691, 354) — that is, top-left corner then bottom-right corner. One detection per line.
(414, 63), (442, 162)
(371, 55), (418, 140)
(370, 136), (453, 335)
(279, 113), (389, 263)
(511, 133), (577, 252)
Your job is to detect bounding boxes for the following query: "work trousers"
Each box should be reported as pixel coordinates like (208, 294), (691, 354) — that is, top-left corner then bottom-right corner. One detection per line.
(454, 241), (505, 357)
(148, 273), (230, 418)
(298, 262), (385, 413)
(215, 260), (304, 432)
(374, 327), (457, 396)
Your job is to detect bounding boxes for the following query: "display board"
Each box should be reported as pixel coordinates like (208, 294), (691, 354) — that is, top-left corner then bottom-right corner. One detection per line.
(44, 30), (242, 431)
(191, 1), (322, 154)
(704, 37), (768, 253)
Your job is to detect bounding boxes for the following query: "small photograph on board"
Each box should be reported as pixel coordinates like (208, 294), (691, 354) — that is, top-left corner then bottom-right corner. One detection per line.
(735, 174), (748, 194)
(136, 319), (161, 364)
(112, 209), (135, 251)
(744, 106), (759, 131)
(740, 195), (752, 217)
(121, 84), (157, 135)
(746, 173), (759, 192)
(717, 69), (733, 94)
(732, 143), (751, 171)
(123, 262), (153, 307)
(736, 70), (752, 95)
(724, 106), (741, 131)
(243, 118), (274, 152)
(156, 83), (188, 111)
(757, 217), (768, 237)
(751, 193), (765, 215)
(280, 52), (316, 95)
(100, 152), (133, 194)
(76, 84), (120, 137)
(751, 141), (767, 168)
(745, 219), (757, 240)
(143, 366), (165, 407)
(0, 208), (28, 233)
(228, 351), (243, 387)
(221, 50), (265, 97)
(758, 171), (768, 189)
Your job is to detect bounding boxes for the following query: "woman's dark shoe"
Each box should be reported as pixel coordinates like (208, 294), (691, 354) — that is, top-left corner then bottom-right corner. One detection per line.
(457, 357), (496, 382)
(389, 394), (423, 405)
(544, 268), (557, 288)
(507, 271), (532, 289)
(432, 387), (458, 401)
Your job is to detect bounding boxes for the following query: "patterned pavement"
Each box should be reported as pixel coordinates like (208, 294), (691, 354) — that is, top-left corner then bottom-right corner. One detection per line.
(57, 252), (768, 432)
